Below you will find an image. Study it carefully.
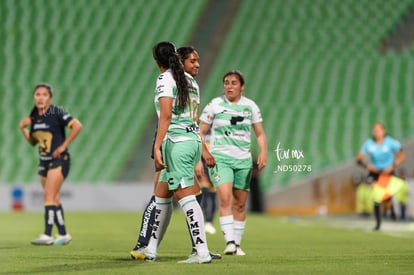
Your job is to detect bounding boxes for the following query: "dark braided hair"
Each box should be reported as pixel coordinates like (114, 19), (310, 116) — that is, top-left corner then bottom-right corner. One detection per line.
(153, 41), (189, 112)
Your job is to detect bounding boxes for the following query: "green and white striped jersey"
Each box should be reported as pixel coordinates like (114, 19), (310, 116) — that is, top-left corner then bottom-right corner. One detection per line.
(200, 95), (262, 166)
(154, 69), (200, 142)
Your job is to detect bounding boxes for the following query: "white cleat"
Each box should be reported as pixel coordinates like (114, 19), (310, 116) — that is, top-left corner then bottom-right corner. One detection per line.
(54, 234), (72, 246)
(205, 222), (217, 234)
(223, 242), (237, 255)
(236, 245), (246, 256)
(178, 253), (212, 264)
(144, 249), (159, 262)
(31, 234), (54, 246)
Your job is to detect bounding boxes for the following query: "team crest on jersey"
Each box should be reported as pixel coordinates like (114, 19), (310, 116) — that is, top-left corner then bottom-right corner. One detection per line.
(243, 108), (250, 117)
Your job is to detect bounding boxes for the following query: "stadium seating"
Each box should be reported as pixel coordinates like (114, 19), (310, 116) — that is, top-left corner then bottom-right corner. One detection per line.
(200, 0), (414, 190)
(2, 0), (414, 192)
(0, 0), (206, 183)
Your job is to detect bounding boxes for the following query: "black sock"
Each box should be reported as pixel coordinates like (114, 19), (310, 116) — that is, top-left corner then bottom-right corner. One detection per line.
(211, 192), (217, 219)
(196, 193), (203, 204)
(400, 204), (406, 220)
(205, 191), (216, 223)
(54, 204), (67, 235)
(136, 195), (156, 248)
(374, 202), (381, 230)
(44, 205), (56, 236)
(390, 205), (396, 221)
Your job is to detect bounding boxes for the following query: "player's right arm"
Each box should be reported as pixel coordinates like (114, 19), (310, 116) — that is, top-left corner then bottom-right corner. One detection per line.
(19, 116), (37, 146)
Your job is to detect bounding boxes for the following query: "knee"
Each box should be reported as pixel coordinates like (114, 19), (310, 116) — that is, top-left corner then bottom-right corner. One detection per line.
(219, 196), (232, 210)
(43, 192), (54, 203)
(233, 202), (245, 213)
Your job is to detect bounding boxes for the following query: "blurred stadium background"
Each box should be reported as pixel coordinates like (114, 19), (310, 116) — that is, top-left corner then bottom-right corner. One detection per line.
(1, 0), (414, 215)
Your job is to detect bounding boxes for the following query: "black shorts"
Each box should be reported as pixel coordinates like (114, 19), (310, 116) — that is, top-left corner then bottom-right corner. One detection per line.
(368, 170), (395, 181)
(38, 152), (70, 179)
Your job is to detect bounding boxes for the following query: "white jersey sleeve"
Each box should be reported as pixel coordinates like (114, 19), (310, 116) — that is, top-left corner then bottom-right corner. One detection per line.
(155, 72), (175, 100)
(251, 100), (263, 124)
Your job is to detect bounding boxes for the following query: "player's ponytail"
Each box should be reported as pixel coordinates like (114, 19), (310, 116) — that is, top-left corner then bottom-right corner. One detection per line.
(153, 41), (189, 112)
(169, 54), (190, 112)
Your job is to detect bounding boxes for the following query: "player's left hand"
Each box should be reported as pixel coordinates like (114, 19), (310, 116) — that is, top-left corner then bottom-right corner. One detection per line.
(154, 149), (167, 170)
(52, 144), (66, 158)
(257, 152), (267, 170)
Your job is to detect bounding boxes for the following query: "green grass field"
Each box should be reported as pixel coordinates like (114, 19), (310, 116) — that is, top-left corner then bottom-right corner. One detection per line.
(1, 212), (414, 274)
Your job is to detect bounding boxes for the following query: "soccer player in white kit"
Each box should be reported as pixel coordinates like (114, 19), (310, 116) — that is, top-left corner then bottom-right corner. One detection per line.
(199, 70), (267, 255)
(142, 41), (211, 264)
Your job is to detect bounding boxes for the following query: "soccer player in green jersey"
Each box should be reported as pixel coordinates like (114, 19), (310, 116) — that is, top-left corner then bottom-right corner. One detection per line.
(19, 84), (82, 246)
(142, 41), (211, 264)
(130, 46), (220, 260)
(200, 71), (267, 255)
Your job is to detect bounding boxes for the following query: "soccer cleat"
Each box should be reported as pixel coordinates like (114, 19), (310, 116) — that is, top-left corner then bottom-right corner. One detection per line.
(223, 241), (237, 255)
(178, 253), (212, 264)
(205, 222), (217, 234)
(31, 234), (54, 245)
(189, 247), (197, 257)
(130, 246), (146, 260)
(191, 247), (222, 260)
(143, 249), (158, 262)
(54, 234), (72, 246)
(236, 245), (246, 256)
(210, 252), (222, 260)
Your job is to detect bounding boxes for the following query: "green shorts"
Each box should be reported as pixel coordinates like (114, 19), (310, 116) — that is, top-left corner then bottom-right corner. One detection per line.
(159, 139), (201, 191)
(208, 163), (252, 191)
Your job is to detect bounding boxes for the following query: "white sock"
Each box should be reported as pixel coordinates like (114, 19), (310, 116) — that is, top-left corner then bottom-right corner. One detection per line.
(146, 196), (172, 255)
(158, 200), (173, 245)
(179, 195), (209, 258)
(219, 215), (235, 243)
(234, 220), (246, 246)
